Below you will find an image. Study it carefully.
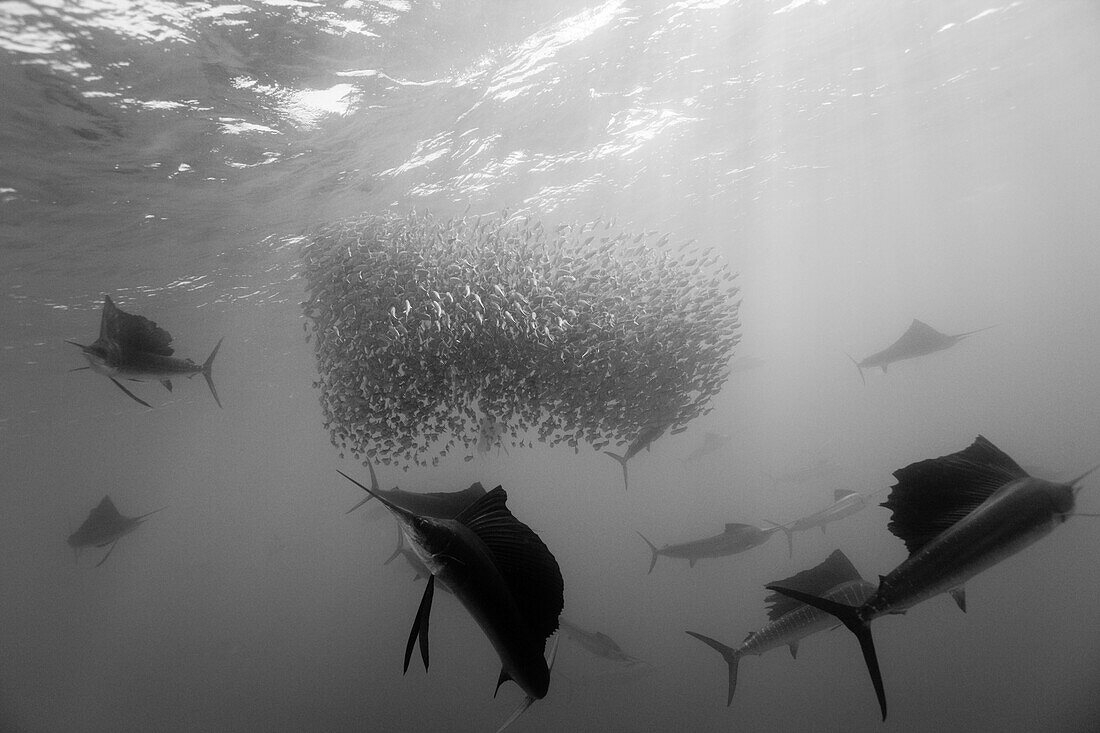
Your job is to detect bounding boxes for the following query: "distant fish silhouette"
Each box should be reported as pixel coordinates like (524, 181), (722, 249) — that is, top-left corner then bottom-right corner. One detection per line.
(68, 495), (165, 567)
(687, 550), (875, 704)
(636, 522), (780, 574)
(848, 319), (994, 384)
(340, 460), (486, 517)
(770, 489), (873, 556)
(604, 421), (668, 491)
(351, 477), (563, 732)
(557, 618), (644, 666)
(67, 295), (223, 407)
(683, 432), (731, 463)
(767, 436), (1099, 720)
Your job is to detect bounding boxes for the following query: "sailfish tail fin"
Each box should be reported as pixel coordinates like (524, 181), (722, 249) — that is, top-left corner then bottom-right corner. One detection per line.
(604, 451), (629, 491)
(685, 631), (741, 705)
(635, 531), (660, 574)
(764, 519), (794, 557)
(765, 584), (887, 720)
(202, 338), (224, 408)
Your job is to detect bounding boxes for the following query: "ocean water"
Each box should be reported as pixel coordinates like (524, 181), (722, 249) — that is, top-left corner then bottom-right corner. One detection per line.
(2, 1), (1100, 731)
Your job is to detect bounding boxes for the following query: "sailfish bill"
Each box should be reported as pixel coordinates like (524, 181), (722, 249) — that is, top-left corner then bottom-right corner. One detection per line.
(767, 435), (1096, 720)
(347, 473), (564, 730)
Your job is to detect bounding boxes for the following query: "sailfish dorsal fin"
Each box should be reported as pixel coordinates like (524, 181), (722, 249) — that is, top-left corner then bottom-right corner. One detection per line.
(456, 487), (564, 642)
(89, 495), (123, 522)
(100, 295), (175, 355)
(763, 549), (863, 621)
(883, 435), (1028, 555)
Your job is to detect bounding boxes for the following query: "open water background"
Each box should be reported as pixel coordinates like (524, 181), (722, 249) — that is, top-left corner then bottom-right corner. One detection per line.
(2, 1), (1099, 731)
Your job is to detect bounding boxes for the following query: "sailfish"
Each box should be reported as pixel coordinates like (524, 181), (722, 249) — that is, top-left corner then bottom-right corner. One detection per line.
(769, 489), (875, 557)
(636, 522), (780, 574)
(67, 294), (223, 408)
(68, 495), (165, 567)
(686, 549), (875, 704)
(350, 475), (564, 732)
(557, 618), (644, 666)
(767, 436), (1099, 720)
(848, 319), (994, 384)
(339, 460), (486, 517)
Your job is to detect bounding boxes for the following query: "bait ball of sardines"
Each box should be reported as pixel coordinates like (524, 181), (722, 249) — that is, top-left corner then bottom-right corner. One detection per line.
(299, 211), (741, 469)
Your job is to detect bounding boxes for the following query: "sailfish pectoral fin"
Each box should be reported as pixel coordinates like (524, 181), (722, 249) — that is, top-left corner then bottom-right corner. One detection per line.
(338, 465), (379, 514)
(109, 377), (153, 408)
(95, 540), (120, 567)
(494, 669), (513, 698)
(403, 574), (435, 674)
(495, 694), (537, 733)
(766, 584), (887, 721)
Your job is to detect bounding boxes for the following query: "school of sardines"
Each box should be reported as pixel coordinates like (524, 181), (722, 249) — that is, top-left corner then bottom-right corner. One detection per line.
(65, 210), (1096, 731)
(299, 211), (741, 468)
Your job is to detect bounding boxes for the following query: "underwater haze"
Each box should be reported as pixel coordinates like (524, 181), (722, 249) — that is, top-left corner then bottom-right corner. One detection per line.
(3, 1), (1100, 731)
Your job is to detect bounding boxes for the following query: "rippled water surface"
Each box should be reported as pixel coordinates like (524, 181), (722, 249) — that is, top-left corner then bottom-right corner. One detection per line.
(3, 1), (1100, 731)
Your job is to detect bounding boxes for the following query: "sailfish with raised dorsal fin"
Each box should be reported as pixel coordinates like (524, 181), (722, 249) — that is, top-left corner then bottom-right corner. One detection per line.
(686, 549), (875, 705)
(848, 318), (994, 384)
(67, 495), (166, 567)
(349, 475), (564, 732)
(767, 436), (1100, 720)
(67, 294), (223, 408)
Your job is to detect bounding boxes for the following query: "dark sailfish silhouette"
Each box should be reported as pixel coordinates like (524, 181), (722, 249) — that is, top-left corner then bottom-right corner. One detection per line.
(604, 421), (668, 491)
(67, 295), (223, 408)
(67, 495), (165, 567)
(350, 476), (564, 732)
(848, 319), (994, 384)
(767, 436), (1099, 720)
(636, 522), (780, 573)
(686, 550), (875, 704)
(340, 460), (486, 517)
